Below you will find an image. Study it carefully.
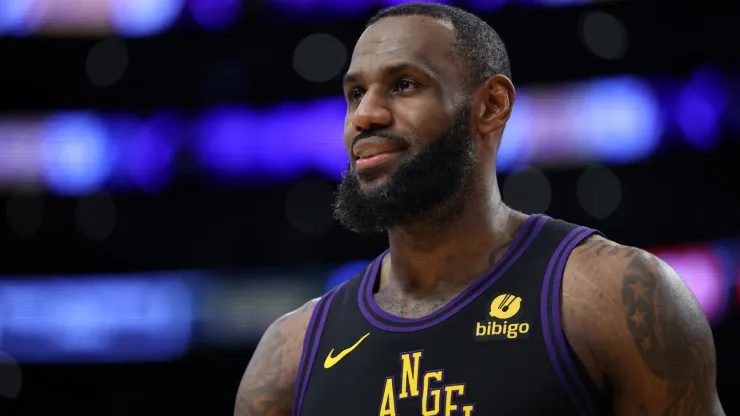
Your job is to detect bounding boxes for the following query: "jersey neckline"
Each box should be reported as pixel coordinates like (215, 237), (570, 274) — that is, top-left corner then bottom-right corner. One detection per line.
(357, 214), (550, 332)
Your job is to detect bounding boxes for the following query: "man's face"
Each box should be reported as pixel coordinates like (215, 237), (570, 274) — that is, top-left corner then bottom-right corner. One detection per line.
(333, 16), (477, 233)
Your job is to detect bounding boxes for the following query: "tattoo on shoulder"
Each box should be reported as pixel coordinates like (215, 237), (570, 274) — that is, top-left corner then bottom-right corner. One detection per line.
(621, 254), (715, 415)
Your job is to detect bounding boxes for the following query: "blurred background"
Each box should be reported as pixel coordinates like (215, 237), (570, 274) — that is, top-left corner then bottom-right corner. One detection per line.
(0, 0), (738, 414)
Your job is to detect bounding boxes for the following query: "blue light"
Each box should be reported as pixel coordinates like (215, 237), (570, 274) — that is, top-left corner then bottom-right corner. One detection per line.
(535, 0), (589, 5)
(0, 275), (193, 363)
(196, 106), (262, 177)
(326, 261), (369, 291)
(676, 68), (727, 152)
(574, 77), (662, 164)
(462, 0), (508, 13)
(0, 0), (36, 36)
(381, 0), (451, 6)
(196, 99), (347, 180)
(284, 98), (346, 180)
(498, 92), (534, 172)
(4, 73), (732, 194)
(267, 0), (371, 18)
(111, 0), (185, 37)
(189, 0), (243, 30)
(125, 112), (179, 192)
(40, 113), (114, 195)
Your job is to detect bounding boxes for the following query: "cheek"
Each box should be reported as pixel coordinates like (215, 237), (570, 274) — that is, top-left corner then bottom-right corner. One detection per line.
(343, 118), (354, 153)
(394, 105), (450, 146)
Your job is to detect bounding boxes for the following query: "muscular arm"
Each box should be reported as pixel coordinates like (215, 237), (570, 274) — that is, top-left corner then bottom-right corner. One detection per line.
(234, 299), (318, 416)
(563, 238), (724, 416)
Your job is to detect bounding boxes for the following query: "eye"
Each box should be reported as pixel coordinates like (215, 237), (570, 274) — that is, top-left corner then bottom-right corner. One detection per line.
(395, 79), (417, 92)
(347, 87), (365, 103)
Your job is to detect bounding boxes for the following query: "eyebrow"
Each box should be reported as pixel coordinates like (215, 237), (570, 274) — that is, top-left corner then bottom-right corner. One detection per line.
(342, 60), (439, 86)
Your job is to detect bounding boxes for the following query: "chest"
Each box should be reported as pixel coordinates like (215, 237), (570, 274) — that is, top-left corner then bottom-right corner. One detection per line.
(373, 291), (456, 319)
(299, 322), (579, 416)
(298, 282), (590, 416)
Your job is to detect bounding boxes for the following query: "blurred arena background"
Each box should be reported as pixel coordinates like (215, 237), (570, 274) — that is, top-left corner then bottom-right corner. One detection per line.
(0, 0), (738, 414)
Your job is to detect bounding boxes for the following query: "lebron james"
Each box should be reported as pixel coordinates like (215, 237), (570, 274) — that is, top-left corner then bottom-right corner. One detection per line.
(235, 3), (724, 415)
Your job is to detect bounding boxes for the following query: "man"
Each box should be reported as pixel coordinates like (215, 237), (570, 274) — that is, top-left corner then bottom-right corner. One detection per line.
(235, 3), (724, 415)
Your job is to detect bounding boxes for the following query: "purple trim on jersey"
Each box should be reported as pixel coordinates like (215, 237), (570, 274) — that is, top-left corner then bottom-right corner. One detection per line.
(359, 215), (548, 332)
(292, 280), (350, 416)
(540, 226), (599, 416)
(551, 227), (603, 416)
(291, 294), (324, 416)
(364, 214), (541, 323)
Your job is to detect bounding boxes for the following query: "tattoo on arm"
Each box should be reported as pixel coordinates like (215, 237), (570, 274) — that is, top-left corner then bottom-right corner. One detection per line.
(621, 254), (716, 416)
(235, 302), (314, 416)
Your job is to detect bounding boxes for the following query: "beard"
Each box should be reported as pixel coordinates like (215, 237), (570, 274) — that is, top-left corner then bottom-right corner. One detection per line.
(333, 106), (477, 233)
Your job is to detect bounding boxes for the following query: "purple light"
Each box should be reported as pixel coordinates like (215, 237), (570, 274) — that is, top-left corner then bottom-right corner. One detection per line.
(651, 245), (726, 323)
(381, 0), (452, 6)
(4, 73), (736, 194)
(287, 98), (347, 179)
(266, 0), (370, 19)
(125, 112), (179, 193)
(535, 0), (589, 5)
(188, 0), (243, 30)
(676, 68), (728, 152)
(258, 102), (313, 179)
(196, 106), (261, 177)
(195, 100), (346, 181)
(463, 0), (510, 12)
(498, 92), (534, 172)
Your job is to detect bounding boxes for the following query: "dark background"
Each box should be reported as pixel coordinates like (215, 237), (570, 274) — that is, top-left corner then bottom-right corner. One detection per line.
(0, 0), (738, 414)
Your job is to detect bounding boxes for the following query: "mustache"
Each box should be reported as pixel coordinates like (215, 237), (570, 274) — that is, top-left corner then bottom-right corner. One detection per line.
(351, 130), (410, 149)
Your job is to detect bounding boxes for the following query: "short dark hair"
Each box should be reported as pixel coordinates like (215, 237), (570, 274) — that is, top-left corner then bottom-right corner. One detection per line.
(366, 2), (511, 89)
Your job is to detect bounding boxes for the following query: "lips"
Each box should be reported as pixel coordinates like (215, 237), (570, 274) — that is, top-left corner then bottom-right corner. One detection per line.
(352, 137), (405, 159)
(352, 137), (406, 170)
(354, 145), (400, 159)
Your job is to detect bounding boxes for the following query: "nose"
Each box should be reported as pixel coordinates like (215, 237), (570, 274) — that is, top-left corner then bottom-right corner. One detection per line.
(351, 89), (392, 132)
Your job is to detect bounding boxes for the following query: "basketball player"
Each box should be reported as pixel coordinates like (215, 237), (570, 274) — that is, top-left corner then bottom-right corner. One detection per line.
(235, 3), (724, 415)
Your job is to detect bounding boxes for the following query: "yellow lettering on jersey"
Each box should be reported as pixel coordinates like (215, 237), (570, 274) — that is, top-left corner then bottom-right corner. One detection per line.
(421, 370), (442, 415)
(443, 384), (465, 416)
(379, 377), (397, 416)
(399, 351), (423, 398)
(380, 352), (475, 415)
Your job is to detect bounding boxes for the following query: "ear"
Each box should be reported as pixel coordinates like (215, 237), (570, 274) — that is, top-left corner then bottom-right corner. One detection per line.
(474, 74), (515, 136)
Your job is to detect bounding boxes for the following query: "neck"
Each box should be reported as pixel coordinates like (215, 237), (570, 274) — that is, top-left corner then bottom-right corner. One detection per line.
(384, 185), (522, 294)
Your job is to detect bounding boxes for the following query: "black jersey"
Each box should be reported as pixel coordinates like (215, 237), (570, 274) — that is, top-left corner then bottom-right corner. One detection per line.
(292, 214), (609, 416)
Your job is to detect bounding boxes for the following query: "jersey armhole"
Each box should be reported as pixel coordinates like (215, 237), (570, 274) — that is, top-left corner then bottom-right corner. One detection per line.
(291, 285), (342, 416)
(541, 226), (605, 416)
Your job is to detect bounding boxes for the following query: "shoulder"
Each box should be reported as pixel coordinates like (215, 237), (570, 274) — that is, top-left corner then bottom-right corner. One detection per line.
(560, 236), (720, 412)
(273, 297), (322, 337)
(234, 298), (320, 416)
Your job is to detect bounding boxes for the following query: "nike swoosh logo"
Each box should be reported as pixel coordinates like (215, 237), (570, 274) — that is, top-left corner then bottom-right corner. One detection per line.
(323, 333), (370, 369)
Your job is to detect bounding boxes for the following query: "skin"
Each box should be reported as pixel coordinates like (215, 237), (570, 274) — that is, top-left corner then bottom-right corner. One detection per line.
(235, 15), (724, 416)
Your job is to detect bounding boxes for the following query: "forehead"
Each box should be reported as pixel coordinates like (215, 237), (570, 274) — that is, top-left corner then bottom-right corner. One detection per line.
(349, 15), (457, 76)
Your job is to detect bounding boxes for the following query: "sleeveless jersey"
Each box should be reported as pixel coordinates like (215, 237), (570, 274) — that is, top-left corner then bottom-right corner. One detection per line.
(292, 214), (610, 416)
